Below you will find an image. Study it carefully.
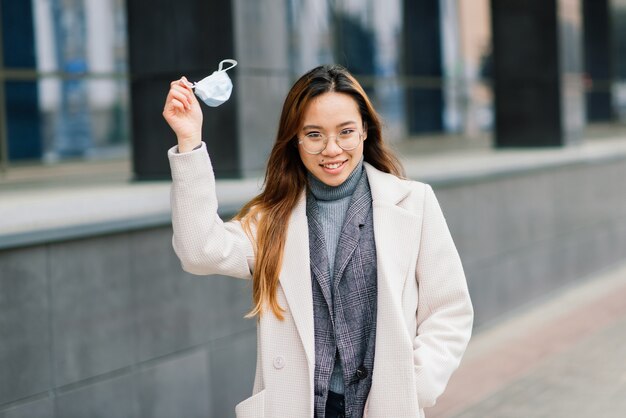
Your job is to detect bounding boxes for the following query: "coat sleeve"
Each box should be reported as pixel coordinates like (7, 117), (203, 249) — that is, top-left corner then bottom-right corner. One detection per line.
(168, 142), (255, 279)
(412, 184), (473, 408)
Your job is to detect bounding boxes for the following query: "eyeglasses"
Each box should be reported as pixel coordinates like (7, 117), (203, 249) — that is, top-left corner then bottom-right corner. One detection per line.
(298, 128), (364, 155)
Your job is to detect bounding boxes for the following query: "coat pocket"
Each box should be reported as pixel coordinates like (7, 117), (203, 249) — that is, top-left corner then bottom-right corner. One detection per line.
(235, 389), (265, 418)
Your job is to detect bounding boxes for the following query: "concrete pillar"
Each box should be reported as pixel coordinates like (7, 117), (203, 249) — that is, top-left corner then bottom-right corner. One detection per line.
(126, 0), (239, 180)
(491, 0), (585, 147)
(232, 0), (290, 178)
(403, 0), (444, 134)
(583, 0), (613, 122)
(127, 0), (291, 180)
(333, 9), (376, 87)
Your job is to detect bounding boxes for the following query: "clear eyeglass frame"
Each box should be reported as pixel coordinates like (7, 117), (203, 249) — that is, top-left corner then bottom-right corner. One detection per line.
(297, 129), (365, 155)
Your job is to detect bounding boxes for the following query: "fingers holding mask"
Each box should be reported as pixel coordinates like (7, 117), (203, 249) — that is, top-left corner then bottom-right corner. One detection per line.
(167, 78), (195, 111)
(163, 76), (203, 143)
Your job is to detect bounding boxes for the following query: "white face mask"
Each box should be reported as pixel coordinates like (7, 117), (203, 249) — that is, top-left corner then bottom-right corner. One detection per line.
(193, 59), (237, 107)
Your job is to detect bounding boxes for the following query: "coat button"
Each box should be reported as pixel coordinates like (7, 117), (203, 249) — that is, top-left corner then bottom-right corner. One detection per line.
(273, 356), (285, 369)
(355, 366), (368, 380)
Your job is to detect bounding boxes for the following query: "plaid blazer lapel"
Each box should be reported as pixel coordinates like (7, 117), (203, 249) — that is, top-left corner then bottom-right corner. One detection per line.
(306, 192), (334, 315)
(333, 171), (372, 288)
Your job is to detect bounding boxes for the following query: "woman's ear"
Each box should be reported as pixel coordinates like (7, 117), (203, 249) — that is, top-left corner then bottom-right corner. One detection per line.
(363, 122), (368, 141)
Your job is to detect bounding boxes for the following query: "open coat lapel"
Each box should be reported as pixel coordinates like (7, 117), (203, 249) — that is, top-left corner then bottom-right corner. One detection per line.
(365, 163), (424, 415)
(279, 192), (315, 369)
(365, 163), (422, 300)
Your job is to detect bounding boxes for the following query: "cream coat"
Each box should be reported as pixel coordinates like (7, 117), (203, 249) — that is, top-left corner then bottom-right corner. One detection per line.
(169, 143), (473, 418)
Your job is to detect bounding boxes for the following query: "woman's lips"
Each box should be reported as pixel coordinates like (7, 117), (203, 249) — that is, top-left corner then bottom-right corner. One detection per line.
(320, 160), (347, 174)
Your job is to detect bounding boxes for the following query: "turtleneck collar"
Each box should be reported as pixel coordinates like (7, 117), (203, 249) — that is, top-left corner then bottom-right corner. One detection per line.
(307, 157), (364, 202)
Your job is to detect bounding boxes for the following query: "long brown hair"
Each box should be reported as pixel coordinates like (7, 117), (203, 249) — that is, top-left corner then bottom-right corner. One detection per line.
(234, 64), (404, 319)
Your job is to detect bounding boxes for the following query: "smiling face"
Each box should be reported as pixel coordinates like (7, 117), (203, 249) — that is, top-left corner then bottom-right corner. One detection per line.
(297, 92), (366, 187)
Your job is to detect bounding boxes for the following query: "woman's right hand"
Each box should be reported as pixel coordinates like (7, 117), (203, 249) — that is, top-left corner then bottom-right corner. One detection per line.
(163, 77), (203, 153)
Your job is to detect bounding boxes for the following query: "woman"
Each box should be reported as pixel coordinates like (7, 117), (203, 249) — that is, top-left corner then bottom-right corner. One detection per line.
(163, 64), (473, 418)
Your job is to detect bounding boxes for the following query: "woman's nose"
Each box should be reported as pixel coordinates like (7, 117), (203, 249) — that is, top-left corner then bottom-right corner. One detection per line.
(322, 136), (342, 156)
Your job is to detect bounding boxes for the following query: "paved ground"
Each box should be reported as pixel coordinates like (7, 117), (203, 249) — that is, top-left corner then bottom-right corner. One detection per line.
(427, 261), (626, 418)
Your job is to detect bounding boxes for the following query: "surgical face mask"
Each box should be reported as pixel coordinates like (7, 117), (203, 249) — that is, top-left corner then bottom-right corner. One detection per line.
(193, 59), (237, 107)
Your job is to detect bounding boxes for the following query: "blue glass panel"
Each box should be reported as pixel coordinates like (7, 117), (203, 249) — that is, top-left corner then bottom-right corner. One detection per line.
(1, 0), (37, 68)
(5, 81), (43, 160)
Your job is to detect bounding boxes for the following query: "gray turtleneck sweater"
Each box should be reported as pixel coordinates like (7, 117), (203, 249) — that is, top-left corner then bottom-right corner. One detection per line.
(307, 158), (364, 395)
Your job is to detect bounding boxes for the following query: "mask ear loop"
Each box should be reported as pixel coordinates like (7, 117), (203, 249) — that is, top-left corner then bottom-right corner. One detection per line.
(190, 59), (238, 90)
(218, 59), (238, 72)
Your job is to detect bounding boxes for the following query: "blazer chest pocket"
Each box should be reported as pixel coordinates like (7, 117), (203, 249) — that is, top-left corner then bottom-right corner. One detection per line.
(235, 389), (265, 418)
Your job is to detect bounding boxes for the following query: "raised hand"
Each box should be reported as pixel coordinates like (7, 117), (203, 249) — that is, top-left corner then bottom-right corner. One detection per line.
(163, 77), (203, 153)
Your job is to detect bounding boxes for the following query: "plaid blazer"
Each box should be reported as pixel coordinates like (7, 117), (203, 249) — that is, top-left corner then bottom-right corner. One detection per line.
(170, 144), (474, 418)
(307, 170), (377, 418)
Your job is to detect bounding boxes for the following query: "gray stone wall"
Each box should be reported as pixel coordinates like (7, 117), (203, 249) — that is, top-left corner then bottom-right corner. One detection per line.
(434, 157), (626, 328)
(0, 228), (256, 418)
(1, 156), (626, 416)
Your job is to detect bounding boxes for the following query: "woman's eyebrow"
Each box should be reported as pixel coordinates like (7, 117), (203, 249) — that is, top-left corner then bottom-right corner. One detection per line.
(302, 121), (358, 130)
(337, 120), (358, 128)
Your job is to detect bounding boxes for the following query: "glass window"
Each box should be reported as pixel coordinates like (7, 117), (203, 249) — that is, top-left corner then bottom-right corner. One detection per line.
(286, 0), (493, 144)
(0, 0), (129, 171)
